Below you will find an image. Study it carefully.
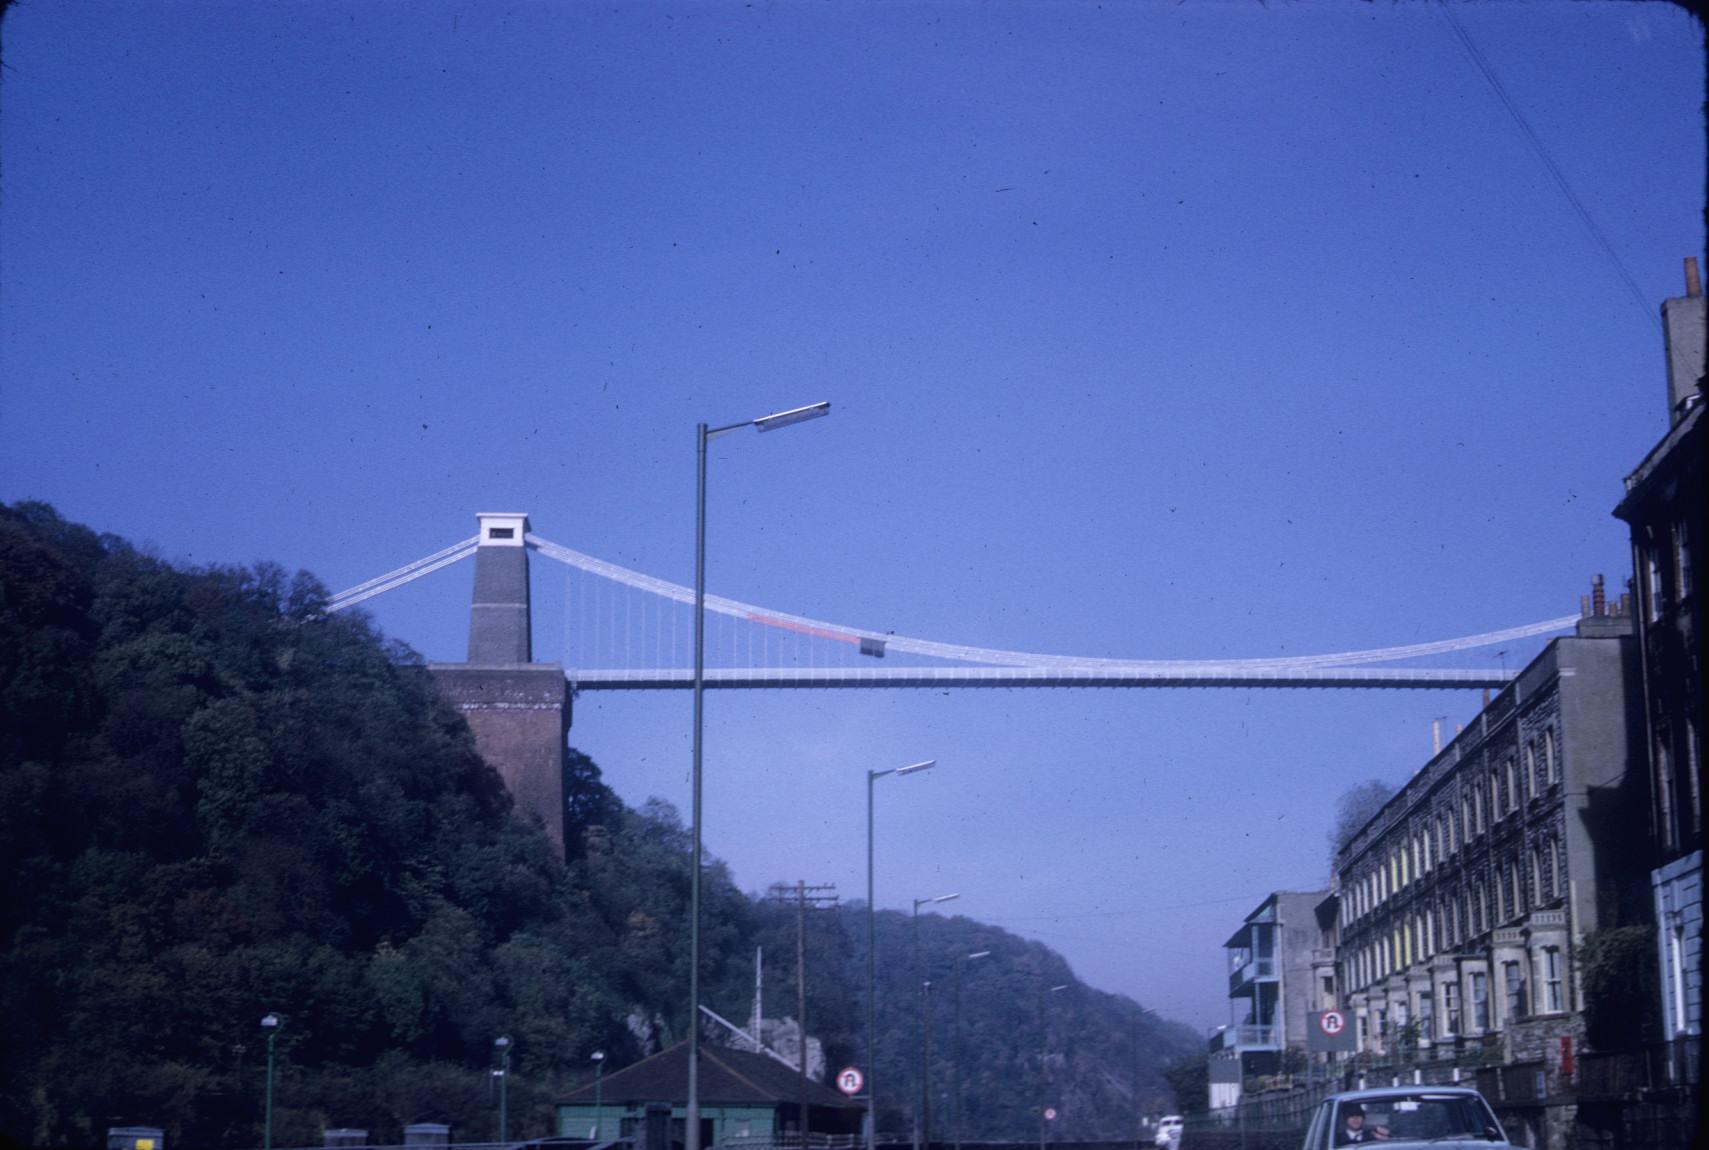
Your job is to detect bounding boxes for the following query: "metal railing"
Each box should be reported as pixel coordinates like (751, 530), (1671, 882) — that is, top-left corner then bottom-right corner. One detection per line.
(1228, 960), (1277, 994)
(717, 1137), (864, 1150)
(1211, 1025), (1279, 1051)
(1576, 1036), (1700, 1098)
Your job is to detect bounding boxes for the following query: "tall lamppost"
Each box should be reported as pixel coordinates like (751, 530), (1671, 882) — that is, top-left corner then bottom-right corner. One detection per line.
(952, 951), (991, 1150)
(1037, 986), (1067, 1150)
(494, 1035), (512, 1146)
(690, 401), (831, 1150)
(260, 1013), (281, 1150)
(591, 1051), (606, 1140)
(866, 760), (938, 1150)
(912, 894), (960, 1150)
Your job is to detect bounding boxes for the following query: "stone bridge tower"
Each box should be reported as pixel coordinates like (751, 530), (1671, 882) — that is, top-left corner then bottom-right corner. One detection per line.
(429, 513), (569, 850)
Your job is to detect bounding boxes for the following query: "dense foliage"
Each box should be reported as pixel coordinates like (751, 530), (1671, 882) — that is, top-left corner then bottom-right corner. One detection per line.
(1577, 925), (1660, 1052)
(1326, 779), (1397, 868)
(1159, 1054), (1209, 1116)
(0, 503), (1196, 1149)
(840, 907), (1200, 1140)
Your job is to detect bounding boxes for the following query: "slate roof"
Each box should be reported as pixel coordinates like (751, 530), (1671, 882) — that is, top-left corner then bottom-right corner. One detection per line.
(560, 1042), (856, 1110)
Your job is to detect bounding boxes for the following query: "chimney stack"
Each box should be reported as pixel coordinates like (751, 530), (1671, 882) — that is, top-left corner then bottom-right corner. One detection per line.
(1662, 257), (1706, 424)
(1592, 574), (1606, 617)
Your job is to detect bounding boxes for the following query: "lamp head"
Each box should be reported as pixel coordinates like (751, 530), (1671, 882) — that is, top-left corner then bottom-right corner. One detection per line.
(260, 1013), (280, 1029)
(753, 401), (831, 432)
(592, 1051), (606, 1063)
(495, 1035), (512, 1050)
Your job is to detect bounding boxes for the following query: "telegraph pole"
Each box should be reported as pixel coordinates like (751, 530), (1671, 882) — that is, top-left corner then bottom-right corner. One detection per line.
(766, 881), (839, 1146)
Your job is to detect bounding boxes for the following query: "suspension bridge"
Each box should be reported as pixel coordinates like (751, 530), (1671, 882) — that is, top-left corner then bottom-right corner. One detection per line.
(328, 514), (1575, 692)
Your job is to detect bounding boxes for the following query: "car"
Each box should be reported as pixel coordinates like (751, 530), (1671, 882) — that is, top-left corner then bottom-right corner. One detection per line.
(1300, 1086), (1507, 1148)
(1154, 1115), (1183, 1148)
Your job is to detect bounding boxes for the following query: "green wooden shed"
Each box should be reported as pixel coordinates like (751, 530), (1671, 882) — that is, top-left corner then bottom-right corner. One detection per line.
(557, 1042), (861, 1148)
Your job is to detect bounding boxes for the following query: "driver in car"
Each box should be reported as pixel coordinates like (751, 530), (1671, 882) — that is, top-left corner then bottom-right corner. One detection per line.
(1336, 1106), (1390, 1144)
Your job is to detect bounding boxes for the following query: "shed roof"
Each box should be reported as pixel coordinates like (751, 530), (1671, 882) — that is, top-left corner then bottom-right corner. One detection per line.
(560, 1042), (856, 1110)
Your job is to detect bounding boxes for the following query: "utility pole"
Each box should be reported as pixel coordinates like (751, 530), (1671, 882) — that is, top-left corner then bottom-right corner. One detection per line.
(767, 881), (839, 1147)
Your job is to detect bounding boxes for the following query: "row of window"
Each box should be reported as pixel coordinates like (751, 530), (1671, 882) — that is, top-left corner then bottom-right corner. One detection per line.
(1343, 840), (1562, 991)
(1357, 948), (1566, 1048)
(1640, 517), (1694, 623)
(1654, 716), (1703, 853)
(1342, 737), (1559, 932)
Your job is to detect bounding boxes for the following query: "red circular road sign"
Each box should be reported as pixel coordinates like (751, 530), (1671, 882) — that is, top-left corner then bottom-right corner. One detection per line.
(836, 1067), (864, 1096)
(1044, 1109), (1058, 1122)
(1319, 1010), (1347, 1036)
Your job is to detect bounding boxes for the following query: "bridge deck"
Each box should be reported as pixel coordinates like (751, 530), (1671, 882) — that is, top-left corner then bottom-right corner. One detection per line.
(566, 667), (1511, 690)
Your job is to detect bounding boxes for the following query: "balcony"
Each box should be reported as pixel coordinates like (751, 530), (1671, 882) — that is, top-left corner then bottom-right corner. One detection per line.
(1211, 1024), (1280, 1052)
(1229, 957), (1277, 995)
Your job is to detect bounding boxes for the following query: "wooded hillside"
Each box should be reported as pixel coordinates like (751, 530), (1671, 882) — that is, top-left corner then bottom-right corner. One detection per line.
(0, 503), (1197, 1149)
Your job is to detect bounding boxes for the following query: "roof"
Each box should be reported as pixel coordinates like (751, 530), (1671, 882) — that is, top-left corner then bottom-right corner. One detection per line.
(560, 1042), (857, 1110)
(1223, 889), (1328, 947)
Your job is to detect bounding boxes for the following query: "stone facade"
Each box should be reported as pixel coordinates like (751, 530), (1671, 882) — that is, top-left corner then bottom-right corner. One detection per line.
(1613, 262), (1703, 1059)
(1333, 618), (1643, 1097)
(429, 664), (569, 848)
(1651, 855), (1701, 1040)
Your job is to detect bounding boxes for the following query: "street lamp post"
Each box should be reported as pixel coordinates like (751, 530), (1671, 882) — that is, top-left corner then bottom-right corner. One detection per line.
(592, 1051), (606, 1141)
(691, 401), (830, 1150)
(912, 894), (960, 1150)
(260, 1013), (281, 1150)
(1038, 986), (1067, 1150)
(952, 951), (991, 1150)
(866, 760), (938, 1150)
(494, 1035), (512, 1146)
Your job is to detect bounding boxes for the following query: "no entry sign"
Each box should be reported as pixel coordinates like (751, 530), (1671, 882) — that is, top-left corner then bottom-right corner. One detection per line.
(1308, 1010), (1355, 1052)
(836, 1067), (864, 1096)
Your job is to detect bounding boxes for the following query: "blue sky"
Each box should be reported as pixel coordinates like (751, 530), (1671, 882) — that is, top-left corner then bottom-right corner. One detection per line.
(2, 0), (1702, 1031)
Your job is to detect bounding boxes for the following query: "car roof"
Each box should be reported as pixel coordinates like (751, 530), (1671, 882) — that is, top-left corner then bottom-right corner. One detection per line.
(1325, 1087), (1485, 1102)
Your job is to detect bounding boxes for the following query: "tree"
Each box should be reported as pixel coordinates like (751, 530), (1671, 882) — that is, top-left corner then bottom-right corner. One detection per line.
(1327, 779), (1397, 869)
(1578, 925), (1660, 1051)
(0, 502), (1205, 1149)
(1161, 1053), (1209, 1115)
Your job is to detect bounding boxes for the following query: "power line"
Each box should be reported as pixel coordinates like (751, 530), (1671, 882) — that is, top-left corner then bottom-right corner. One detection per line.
(1436, 0), (1661, 334)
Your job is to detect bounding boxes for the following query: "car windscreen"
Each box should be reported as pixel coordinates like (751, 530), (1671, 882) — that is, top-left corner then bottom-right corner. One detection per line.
(1333, 1095), (1500, 1144)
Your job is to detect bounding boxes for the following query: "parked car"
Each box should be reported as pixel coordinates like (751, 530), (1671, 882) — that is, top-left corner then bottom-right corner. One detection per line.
(1300, 1087), (1507, 1148)
(1154, 1115), (1183, 1148)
